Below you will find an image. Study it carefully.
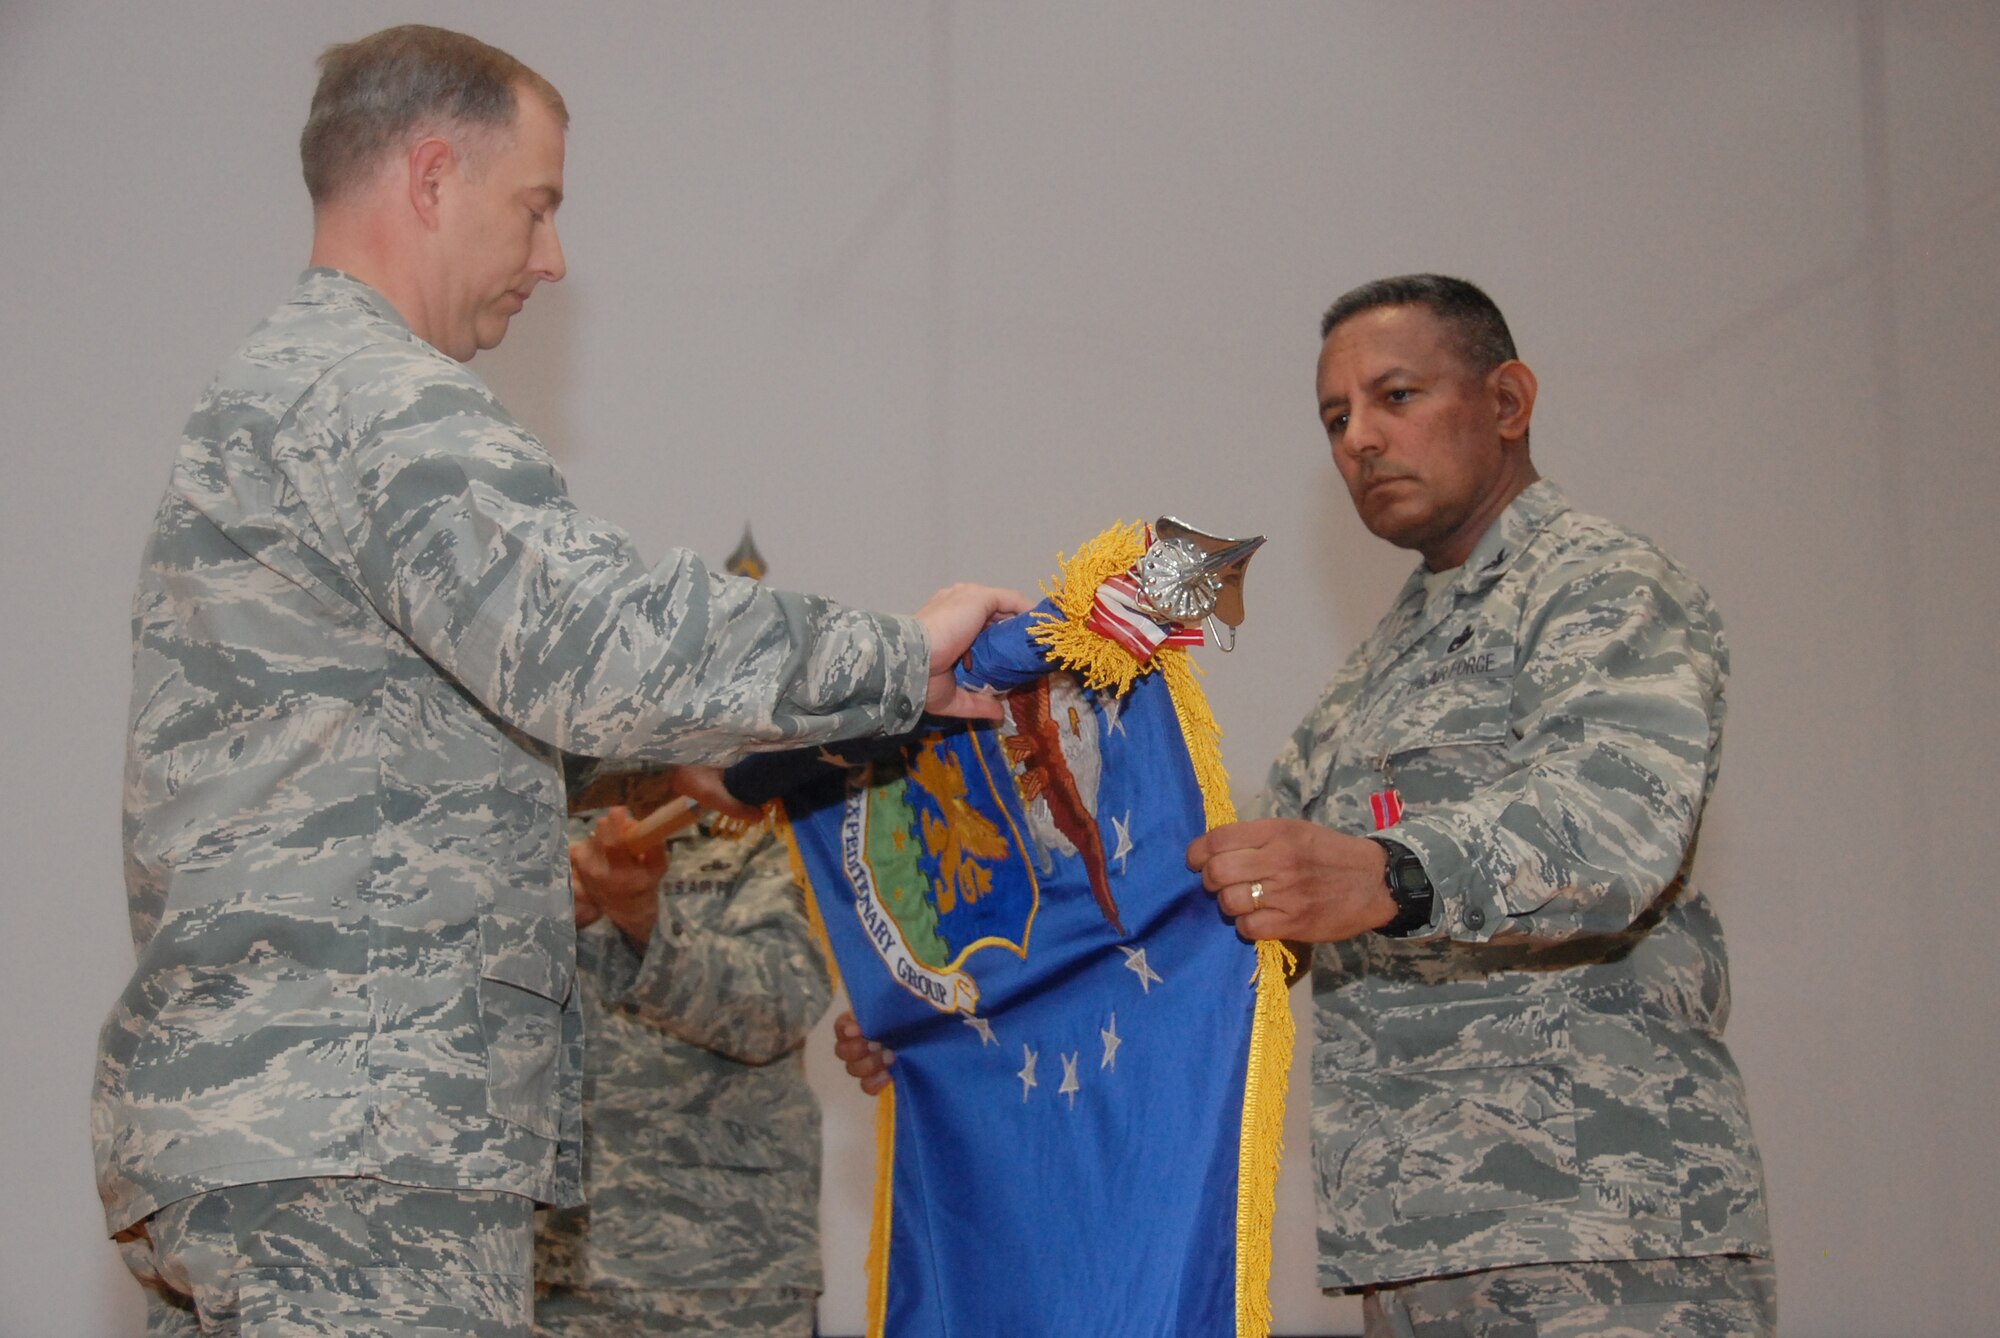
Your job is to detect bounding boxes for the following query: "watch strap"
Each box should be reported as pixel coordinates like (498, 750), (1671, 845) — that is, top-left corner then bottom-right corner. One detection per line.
(1368, 836), (1435, 938)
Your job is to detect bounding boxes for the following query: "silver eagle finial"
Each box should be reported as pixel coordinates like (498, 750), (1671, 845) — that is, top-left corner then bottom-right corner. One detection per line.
(1133, 517), (1265, 651)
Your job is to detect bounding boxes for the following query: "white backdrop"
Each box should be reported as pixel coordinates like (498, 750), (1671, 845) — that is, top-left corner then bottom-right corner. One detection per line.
(3, 3), (1996, 1334)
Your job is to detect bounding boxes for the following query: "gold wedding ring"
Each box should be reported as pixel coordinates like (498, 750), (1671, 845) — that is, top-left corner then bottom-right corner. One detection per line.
(1249, 881), (1265, 905)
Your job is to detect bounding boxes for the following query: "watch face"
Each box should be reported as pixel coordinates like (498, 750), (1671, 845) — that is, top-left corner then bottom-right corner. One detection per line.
(1389, 853), (1431, 897)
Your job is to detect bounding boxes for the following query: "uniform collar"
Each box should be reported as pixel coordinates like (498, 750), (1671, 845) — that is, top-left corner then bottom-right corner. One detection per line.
(1376, 478), (1572, 655)
(1425, 478), (1572, 602)
(1458, 479), (1569, 591)
(291, 267), (414, 334)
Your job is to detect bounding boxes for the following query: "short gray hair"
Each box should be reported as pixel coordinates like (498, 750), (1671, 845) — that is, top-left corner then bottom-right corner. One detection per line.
(300, 24), (567, 206)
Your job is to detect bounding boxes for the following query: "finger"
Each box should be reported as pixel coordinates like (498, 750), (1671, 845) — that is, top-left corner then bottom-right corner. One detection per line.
(1233, 906), (1279, 941)
(569, 851), (604, 927)
(843, 1043), (894, 1079)
(593, 806), (635, 843)
(928, 683), (1007, 721)
(571, 838), (609, 885)
(1196, 848), (1264, 895)
(1195, 820), (1272, 857)
(1220, 878), (1274, 920)
(988, 586), (1033, 618)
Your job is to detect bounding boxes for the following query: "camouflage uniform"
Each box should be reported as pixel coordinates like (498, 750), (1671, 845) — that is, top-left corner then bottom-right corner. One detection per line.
(119, 1178), (534, 1337)
(97, 270), (926, 1320)
(535, 808), (830, 1337)
(1362, 1254), (1777, 1338)
(1262, 481), (1772, 1323)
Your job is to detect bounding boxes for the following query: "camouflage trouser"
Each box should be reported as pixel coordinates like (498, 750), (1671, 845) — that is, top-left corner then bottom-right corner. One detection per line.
(1361, 1254), (1776, 1338)
(533, 1286), (816, 1336)
(115, 1177), (535, 1336)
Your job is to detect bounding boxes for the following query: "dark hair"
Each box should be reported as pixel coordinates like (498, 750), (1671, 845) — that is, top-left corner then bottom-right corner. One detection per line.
(300, 25), (568, 206)
(1319, 274), (1517, 374)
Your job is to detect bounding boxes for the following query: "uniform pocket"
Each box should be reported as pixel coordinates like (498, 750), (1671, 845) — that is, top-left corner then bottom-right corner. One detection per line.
(1315, 966), (1571, 1077)
(1371, 674), (1516, 804)
(1386, 1063), (1579, 1218)
(476, 755), (575, 1141)
(1371, 985), (1570, 1072)
(477, 911), (572, 1140)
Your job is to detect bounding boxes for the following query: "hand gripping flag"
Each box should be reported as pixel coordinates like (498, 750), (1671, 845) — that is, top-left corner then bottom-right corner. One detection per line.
(771, 522), (1293, 1337)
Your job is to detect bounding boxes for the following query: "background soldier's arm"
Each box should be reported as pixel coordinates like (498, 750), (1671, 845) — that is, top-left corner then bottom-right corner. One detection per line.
(605, 836), (832, 1064)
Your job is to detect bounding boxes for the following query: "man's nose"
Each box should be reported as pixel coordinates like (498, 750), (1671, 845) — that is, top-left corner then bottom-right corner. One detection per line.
(536, 223), (567, 284)
(1340, 406), (1383, 457)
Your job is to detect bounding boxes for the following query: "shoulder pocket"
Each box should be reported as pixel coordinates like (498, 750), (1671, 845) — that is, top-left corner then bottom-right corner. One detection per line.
(1376, 671), (1516, 802)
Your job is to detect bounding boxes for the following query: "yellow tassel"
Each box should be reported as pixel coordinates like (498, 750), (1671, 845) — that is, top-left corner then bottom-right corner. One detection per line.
(1028, 519), (1161, 697)
(1158, 649), (1234, 830)
(865, 1084), (897, 1338)
(1234, 939), (1296, 1338)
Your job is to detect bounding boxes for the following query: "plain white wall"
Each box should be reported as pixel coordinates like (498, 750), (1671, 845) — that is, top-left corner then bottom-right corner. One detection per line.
(3, 3), (1996, 1334)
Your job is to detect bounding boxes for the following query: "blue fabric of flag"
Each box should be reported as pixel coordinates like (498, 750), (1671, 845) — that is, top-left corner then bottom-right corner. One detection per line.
(780, 599), (1265, 1336)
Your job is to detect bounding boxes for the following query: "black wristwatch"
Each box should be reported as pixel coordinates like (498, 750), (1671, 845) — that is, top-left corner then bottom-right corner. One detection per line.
(1368, 836), (1435, 938)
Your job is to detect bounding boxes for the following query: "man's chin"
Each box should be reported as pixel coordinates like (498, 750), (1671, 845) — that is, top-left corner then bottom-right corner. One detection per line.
(1357, 496), (1432, 547)
(475, 316), (513, 355)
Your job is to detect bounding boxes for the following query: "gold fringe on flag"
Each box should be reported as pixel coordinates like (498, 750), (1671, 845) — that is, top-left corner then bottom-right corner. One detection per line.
(1234, 938), (1296, 1337)
(866, 1085), (897, 1338)
(1029, 519), (1158, 697)
(1033, 522), (1295, 1338)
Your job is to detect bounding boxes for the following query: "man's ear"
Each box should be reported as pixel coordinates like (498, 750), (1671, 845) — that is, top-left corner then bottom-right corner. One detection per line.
(1490, 359), (1538, 445)
(407, 137), (454, 232)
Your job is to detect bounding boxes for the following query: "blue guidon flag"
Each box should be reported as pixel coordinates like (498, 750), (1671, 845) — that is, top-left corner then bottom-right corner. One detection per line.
(767, 523), (1293, 1337)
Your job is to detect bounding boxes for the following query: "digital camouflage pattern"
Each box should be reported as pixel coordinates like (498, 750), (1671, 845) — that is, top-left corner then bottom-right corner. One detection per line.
(1362, 1254), (1776, 1337)
(1261, 481), (1771, 1290)
(96, 269), (928, 1236)
(121, 1177), (534, 1337)
(536, 1285), (814, 1338)
(535, 811), (830, 1323)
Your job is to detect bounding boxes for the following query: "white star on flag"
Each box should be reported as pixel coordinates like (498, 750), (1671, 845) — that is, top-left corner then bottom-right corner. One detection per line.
(964, 1015), (997, 1046)
(1059, 1052), (1081, 1108)
(1120, 946), (1163, 993)
(1110, 812), (1133, 874)
(1100, 1012), (1122, 1070)
(1018, 1045), (1038, 1102)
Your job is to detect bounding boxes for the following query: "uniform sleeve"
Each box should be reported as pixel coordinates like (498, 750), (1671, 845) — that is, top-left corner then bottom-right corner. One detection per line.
(609, 837), (833, 1065)
(289, 349), (928, 763)
(1388, 553), (1726, 945)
